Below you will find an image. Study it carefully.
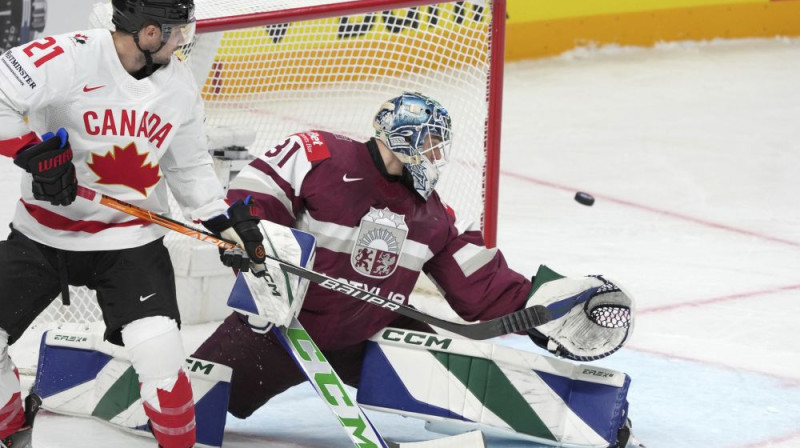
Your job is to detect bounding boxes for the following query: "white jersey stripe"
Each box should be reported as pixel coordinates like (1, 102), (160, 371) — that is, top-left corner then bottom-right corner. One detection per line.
(453, 243), (499, 278)
(454, 215), (478, 236)
(302, 212), (431, 272)
(231, 167), (295, 219)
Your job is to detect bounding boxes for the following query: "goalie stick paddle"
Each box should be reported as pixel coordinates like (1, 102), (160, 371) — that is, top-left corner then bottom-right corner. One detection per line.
(274, 318), (390, 448)
(76, 186), (551, 339)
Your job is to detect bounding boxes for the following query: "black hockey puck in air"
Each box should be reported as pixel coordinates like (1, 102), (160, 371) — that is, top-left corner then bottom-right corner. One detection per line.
(574, 191), (595, 206)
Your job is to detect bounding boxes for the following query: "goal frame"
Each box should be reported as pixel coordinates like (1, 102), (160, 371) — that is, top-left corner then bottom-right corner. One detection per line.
(195, 0), (506, 247)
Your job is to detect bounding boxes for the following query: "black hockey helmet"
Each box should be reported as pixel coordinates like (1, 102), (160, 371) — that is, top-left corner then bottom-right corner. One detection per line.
(112, 0), (195, 44)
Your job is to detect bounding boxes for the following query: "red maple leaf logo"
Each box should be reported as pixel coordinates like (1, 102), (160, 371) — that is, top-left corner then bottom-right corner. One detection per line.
(87, 143), (161, 196)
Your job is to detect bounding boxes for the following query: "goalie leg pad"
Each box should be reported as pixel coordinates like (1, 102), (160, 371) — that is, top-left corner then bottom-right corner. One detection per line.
(357, 328), (631, 448)
(0, 330), (24, 439)
(33, 325), (232, 448)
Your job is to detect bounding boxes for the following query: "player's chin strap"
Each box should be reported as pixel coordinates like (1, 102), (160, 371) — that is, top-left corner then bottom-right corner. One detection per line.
(132, 32), (165, 76)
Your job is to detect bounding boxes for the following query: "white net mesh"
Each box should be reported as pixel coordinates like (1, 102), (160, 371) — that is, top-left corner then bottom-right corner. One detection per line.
(31, 0), (501, 329)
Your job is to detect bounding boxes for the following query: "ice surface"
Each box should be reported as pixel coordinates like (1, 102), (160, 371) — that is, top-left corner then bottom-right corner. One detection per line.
(5, 37), (799, 447)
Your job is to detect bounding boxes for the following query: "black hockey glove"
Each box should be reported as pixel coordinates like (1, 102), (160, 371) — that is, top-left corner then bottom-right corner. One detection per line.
(202, 197), (267, 273)
(13, 128), (77, 206)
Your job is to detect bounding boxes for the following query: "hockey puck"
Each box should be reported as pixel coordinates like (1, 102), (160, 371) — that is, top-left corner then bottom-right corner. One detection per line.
(574, 192), (595, 206)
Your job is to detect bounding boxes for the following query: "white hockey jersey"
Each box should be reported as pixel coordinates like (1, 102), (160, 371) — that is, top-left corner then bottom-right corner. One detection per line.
(0, 29), (227, 251)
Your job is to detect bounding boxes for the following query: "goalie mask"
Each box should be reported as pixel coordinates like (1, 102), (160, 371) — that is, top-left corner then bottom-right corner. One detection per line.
(112, 0), (196, 46)
(374, 92), (453, 200)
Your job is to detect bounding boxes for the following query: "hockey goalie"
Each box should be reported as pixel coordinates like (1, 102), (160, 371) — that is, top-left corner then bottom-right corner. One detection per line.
(192, 92), (646, 448)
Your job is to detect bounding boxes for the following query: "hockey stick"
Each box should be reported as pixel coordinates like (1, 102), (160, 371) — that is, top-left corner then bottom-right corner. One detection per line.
(76, 186), (551, 339)
(273, 318), (390, 448)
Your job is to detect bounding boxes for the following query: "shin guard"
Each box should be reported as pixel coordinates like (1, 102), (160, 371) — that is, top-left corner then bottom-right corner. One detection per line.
(0, 362), (24, 439)
(123, 317), (195, 448)
(0, 330), (24, 440)
(142, 370), (195, 448)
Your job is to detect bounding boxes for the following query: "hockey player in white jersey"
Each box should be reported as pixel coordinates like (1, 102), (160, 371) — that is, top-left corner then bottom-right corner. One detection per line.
(0, 1), (265, 447)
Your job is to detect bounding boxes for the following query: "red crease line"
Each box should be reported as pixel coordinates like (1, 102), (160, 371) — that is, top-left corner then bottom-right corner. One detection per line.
(502, 172), (800, 249)
(624, 345), (800, 387)
(638, 283), (800, 314)
(721, 429), (800, 448)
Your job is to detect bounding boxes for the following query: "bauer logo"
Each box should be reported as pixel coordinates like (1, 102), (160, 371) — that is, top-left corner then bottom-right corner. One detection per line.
(351, 207), (407, 278)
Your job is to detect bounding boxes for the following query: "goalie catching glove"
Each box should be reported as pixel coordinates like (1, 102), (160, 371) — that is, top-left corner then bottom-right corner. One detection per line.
(525, 265), (635, 362)
(202, 196), (267, 273)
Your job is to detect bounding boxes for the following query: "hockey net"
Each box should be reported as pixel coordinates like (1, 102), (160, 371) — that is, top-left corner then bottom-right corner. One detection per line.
(25, 0), (505, 343)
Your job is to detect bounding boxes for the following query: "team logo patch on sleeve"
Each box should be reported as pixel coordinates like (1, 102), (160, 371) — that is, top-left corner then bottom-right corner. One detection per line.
(297, 131), (331, 162)
(70, 34), (89, 45)
(351, 207), (408, 278)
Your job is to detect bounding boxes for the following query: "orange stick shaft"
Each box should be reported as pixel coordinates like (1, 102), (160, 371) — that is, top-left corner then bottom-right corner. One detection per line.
(76, 185), (236, 250)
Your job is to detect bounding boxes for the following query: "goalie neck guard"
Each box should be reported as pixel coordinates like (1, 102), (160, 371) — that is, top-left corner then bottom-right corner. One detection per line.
(373, 92), (453, 200)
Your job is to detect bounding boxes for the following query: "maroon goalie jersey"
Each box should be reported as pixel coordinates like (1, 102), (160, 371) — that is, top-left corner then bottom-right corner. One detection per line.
(228, 131), (532, 350)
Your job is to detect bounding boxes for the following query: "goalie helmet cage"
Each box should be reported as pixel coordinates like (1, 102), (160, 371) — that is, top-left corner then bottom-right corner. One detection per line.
(29, 0), (505, 330)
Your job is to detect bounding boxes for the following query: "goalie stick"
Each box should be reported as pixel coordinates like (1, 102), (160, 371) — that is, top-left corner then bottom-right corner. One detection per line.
(274, 318), (390, 448)
(76, 186), (551, 339)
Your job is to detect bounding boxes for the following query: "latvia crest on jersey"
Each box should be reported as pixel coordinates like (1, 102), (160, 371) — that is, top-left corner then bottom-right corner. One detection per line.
(351, 207), (408, 278)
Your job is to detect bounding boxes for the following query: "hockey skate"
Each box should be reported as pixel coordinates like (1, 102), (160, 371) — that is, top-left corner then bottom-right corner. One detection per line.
(0, 394), (41, 448)
(0, 427), (31, 448)
(615, 419), (646, 448)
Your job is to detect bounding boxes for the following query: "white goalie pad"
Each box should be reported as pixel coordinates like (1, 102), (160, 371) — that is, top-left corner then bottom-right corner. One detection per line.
(227, 220), (316, 330)
(357, 328), (632, 448)
(32, 328), (231, 448)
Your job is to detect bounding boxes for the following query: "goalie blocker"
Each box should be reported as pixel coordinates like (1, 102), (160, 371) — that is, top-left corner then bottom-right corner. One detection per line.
(357, 327), (636, 448)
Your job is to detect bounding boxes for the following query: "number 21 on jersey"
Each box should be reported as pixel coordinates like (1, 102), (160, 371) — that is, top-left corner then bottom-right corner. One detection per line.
(22, 37), (64, 68)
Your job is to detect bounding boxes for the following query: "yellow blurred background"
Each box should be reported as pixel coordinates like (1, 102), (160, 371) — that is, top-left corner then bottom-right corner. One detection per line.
(505, 0), (800, 60)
